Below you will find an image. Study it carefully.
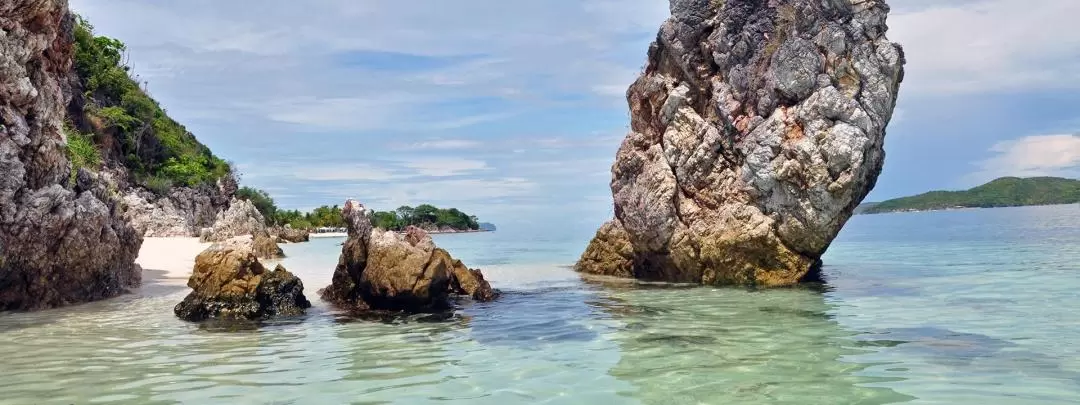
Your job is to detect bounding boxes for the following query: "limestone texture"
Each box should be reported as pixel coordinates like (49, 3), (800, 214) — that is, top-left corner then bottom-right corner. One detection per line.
(174, 237), (310, 322)
(320, 200), (497, 312)
(577, 0), (905, 286)
(272, 225), (310, 243)
(0, 0), (142, 310)
(119, 177), (235, 237)
(252, 230), (285, 260)
(199, 198), (266, 243)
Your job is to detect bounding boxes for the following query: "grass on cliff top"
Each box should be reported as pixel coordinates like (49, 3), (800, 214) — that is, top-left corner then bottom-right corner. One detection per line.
(73, 15), (230, 189)
(863, 176), (1080, 214)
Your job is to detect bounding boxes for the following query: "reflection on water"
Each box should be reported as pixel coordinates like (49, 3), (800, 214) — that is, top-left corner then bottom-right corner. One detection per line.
(0, 205), (1079, 404)
(587, 283), (915, 404)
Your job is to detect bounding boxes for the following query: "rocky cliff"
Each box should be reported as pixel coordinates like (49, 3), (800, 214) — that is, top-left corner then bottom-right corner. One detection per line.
(120, 178), (236, 237)
(0, 0), (142, 310)
(577, 0), (905, 286)
(66, 13), (237, 238)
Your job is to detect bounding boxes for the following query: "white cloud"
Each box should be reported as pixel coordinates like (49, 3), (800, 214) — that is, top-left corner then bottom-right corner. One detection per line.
(243, 158), (489, 181)
(400, 158), (490, 177)
(890, 0), (1080, 95)
(968, 134), (1080, 183)
(395, 139), (483, 150)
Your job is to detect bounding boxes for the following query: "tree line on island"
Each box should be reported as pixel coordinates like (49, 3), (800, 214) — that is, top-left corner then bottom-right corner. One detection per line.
(857, 176), (1080, 215)
(236, 187), (483, 231)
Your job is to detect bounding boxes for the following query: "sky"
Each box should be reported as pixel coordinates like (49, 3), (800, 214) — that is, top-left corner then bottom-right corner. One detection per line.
(69, 0), (1080, 229)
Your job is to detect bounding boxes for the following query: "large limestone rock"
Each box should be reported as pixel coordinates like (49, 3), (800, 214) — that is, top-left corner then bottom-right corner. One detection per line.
(199, 198), (266, 242)
(577, 0), (905, 286)
(0, 0), (142, 310)
(174, 237), (310, 322)
(120, 179), (234, 237)
(320, 200), (497, 312)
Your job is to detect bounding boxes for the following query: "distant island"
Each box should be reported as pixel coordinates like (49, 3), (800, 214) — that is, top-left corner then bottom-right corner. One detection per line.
(858, 177), (1080, 215)
(236, 187), (490, 233)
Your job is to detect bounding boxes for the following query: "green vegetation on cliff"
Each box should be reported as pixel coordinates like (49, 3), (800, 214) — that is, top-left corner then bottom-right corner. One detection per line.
(862, 177), (1080, 214)
(63, 125), (101, 185)
(236, 187), (481, 231)
(71, 16), (229, 190)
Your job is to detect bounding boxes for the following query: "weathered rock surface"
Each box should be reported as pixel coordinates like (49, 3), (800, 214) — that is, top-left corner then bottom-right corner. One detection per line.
(199, 198), (266, 243)
(120, 179), (234, 237)
(0, 0), (142, 310)
(272, 225), (310, 243)
(575, 220), (635, 279)
(174, 237), (310, 322)
(320, 200), (497, 312)
(252, 230), (285, 260)
(577, 0), (905, 286)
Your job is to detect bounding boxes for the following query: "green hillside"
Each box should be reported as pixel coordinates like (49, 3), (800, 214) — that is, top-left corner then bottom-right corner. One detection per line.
(67, 16), (230, 192)
(862, 177), (1080, 214)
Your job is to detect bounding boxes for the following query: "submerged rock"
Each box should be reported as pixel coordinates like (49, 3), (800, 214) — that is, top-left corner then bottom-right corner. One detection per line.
(174, 237), (310, 322)
(320, 200), (497, 313)
(0, 0), (142, 310)
(577, 0), (905, 286)
(199, 198), (266, 243)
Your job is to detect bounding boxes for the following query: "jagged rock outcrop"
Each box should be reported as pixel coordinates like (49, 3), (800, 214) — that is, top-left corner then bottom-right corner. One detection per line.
(199, 198), (266, 243)
(252, 230), (285, 260)
(120, 179), (234, 237)
(577, 0), (905, 286)
(174, 237), (310, 322)
(272, 225), (310, 243)
(0, 0), (142, 310)
(320, 199), (497, 312)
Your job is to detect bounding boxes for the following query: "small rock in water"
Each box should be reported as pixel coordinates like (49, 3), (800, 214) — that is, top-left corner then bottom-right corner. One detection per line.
(174, 237), (310, 322)
(252, 230), (285, 260)
(320, 200), (498, 313)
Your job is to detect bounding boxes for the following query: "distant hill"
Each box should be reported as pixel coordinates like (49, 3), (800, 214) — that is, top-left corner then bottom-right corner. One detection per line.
(861, 177), (1080, 215)
(478, 222), (497, 232)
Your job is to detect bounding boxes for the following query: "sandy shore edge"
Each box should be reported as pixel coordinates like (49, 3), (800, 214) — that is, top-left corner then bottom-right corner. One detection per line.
(136, 237), (211, 286)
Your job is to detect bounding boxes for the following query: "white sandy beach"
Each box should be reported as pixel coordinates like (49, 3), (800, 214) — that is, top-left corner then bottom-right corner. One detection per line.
(136, 237), (212, 285)
(309, 232), (347, 238)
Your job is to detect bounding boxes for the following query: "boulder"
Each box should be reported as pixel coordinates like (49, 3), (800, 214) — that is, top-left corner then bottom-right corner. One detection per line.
(252, 230), (285, 260)
(174, 237), (310, 322)
(320, 200), (497, 312)
(273, 226), (310, 243)
(199, 198), (266, 243)
(577, 0), (905, 286)
(0, 1), (142, 310)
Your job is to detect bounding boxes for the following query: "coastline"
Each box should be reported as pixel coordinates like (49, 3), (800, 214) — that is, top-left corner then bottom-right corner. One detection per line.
(860, 202), (1079, 216)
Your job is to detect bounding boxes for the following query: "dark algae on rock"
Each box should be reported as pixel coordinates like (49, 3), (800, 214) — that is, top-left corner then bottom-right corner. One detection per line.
(577, 0), (905, 287)
(320, 200), (497, 314)
(0, 0), (142, 310)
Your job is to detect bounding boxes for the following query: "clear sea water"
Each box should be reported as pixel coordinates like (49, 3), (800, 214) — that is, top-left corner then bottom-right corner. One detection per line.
(1, 204), (1078, 404)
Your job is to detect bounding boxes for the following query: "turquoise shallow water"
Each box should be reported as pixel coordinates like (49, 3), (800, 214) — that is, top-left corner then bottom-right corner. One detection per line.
(1, 204), (1078, 404)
